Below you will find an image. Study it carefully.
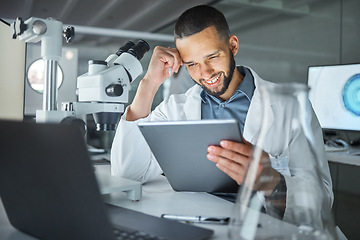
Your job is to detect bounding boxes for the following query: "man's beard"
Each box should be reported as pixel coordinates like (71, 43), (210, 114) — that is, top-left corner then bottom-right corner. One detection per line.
(192, 50), (236, 98)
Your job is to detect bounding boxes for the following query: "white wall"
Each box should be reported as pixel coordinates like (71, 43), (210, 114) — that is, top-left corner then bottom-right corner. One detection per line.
(0, 22), (26, 121)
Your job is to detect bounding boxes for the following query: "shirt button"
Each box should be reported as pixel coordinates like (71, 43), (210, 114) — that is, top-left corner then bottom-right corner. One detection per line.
(221, 104), (226, 107)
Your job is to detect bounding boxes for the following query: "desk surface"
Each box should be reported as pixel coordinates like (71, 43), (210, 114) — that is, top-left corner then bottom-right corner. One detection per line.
(326, 146), (360, 166)
(0, 165), (299, 240)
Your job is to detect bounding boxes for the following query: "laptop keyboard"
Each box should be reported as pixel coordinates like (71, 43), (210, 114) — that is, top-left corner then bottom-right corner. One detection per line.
(113, 228), (168, 240)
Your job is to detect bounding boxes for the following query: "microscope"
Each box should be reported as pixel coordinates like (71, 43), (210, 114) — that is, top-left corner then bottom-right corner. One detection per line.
(11, 17), (149, 201)
(63, 39), (150, 131)
(11, 17), (150, 131)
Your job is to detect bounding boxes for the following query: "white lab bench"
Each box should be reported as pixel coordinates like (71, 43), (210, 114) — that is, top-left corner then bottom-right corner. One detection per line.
(326, 147), (360, 195)
(0, 164), (348, 240)
(89, 165), (301, 239)
(0, 164), (301, 240)
(326, 146), (360, 167)
(326, 146), (360, 239)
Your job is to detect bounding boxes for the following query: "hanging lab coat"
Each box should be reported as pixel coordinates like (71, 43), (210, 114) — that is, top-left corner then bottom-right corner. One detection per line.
(111, 67), (333, 223)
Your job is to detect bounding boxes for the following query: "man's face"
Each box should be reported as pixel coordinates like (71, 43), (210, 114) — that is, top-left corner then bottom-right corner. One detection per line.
(176, 26), (237, 99)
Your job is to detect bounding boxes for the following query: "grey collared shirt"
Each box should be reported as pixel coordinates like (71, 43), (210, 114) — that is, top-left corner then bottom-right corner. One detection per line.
(200, 66), (255, 133)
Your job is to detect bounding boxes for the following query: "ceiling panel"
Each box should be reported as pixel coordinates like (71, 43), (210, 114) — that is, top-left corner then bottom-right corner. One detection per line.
(1, 0), (332, 46)
(2, 0), (356, 85)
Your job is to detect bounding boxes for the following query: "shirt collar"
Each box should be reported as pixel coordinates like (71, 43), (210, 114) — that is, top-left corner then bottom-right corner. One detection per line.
(200, 66), (255, 103)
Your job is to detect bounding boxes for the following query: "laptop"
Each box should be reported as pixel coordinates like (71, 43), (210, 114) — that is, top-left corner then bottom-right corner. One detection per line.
(138, 119), (241, 193)
(0, 120), (213, 240)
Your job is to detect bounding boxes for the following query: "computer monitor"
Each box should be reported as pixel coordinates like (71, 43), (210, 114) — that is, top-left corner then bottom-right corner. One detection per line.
(307, 63), (360, 132)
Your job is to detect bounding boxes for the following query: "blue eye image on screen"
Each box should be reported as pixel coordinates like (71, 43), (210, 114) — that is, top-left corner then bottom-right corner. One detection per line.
(342, 74), (360, 116)
(308, 63), (360, 131)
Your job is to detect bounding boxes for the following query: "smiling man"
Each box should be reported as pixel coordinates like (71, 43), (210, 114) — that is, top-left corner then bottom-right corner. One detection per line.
(111, 5), (333, 222)
(176, 27), (239, 100)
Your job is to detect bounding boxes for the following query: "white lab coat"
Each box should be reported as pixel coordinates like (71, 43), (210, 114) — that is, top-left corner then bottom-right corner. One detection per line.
(111, 67), (333, 223)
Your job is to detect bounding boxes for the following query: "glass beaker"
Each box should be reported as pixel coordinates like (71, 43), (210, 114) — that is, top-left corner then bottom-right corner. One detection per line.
(228, 83), (337, 240)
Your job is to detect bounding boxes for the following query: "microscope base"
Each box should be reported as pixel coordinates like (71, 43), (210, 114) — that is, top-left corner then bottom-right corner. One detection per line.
(95, 172), (142, 201)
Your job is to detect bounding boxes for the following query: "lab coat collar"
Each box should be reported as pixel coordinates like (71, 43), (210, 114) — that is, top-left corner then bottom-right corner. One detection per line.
(181, 67), (277, 144)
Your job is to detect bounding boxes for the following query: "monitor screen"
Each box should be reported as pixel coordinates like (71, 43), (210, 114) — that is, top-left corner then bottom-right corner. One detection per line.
(308, 63), (360, 131)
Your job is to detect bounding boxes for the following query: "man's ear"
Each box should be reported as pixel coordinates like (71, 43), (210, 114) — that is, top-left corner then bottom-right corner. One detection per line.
(229, 35), (239, 56)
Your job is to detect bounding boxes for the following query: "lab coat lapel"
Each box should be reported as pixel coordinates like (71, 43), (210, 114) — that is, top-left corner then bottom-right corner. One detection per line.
(243, 69), (275, 145)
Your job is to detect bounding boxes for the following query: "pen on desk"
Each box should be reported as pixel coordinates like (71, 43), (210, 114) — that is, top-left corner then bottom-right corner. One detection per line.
(161, 214), (229, 225)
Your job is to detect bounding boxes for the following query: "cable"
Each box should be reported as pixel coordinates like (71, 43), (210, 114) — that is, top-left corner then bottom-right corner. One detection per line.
(0, 18), (10, 26)
(339, 0), (343, 63)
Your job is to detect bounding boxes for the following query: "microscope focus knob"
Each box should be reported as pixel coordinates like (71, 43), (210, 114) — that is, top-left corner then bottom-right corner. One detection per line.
(106, 84), (123, 97)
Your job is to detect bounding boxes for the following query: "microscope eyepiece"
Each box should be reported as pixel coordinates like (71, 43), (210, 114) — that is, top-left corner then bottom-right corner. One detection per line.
(116, 41), (135, 56)
(128, 40), (150, 60)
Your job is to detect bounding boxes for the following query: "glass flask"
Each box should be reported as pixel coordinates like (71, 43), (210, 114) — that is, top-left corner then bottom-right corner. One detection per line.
(228, 83), (337, 240)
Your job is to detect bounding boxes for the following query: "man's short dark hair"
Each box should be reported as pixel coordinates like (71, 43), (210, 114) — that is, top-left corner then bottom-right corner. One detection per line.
(174, 5), (230, 41)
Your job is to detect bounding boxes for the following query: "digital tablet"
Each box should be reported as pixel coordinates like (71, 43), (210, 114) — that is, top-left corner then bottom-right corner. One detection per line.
(137, 119), (242, 193)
